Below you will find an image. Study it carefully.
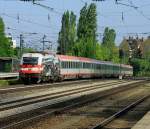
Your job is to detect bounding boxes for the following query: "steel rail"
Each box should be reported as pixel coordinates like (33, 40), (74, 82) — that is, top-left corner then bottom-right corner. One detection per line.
(91, 94), (150, 129)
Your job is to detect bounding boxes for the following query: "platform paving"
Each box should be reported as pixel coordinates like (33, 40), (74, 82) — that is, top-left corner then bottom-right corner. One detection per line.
(132, 111), (150, 129)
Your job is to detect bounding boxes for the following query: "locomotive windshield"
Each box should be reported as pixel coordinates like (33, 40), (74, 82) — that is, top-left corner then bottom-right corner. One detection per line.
(23, 57), (38, 65)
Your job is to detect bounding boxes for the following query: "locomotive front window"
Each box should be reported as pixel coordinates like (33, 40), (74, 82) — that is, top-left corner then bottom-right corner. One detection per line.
(23, 57), (38, 65)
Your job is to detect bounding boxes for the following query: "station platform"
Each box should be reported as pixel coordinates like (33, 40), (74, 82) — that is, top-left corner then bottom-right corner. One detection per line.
(132, 111), (150, 129)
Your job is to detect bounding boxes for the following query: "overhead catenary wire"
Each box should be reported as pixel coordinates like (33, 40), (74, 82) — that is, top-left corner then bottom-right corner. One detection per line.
(1, 13), (54, 29)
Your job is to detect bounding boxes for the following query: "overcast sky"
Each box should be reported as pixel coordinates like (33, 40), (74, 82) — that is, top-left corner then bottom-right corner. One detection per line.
(0, 0), (150, 50)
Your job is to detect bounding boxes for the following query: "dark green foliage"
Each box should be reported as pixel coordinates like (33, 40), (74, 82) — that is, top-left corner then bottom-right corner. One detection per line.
(100, 27), (119, 63)
(75, 3), (97, 58)
(130, 58), (150, 76)
(0, 17), (14, 57)
(102, 27), (116, 47)
(57, 11), (76, 55)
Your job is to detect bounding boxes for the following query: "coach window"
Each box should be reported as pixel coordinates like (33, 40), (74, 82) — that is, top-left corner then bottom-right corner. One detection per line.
(66, 62), (68, 68)
(68, 61), (71, 69)
(61, 62), (63, 68)
(64, 62), (66, 68)
(70, 61), (72, 69)
(67, 61), (69, 68)
(62, 62), (64, 68)
(66, 62), (67, 68)
(71, 62), (72, 69)
(63, 62), (65, 68)
(74, 62), (75, 68)
(72, 62), (74, 68)
(63, 61), (66, 68)
(74, 62), (76, 68)
(69, 62), (71, 69)
(72, 62), (73, 68)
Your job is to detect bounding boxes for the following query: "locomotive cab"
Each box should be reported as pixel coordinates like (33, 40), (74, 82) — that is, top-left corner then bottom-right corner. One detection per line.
(19, 53), (59, 84)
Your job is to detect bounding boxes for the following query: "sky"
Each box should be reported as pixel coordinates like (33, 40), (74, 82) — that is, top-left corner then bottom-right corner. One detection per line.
(0, 0), (150, 50)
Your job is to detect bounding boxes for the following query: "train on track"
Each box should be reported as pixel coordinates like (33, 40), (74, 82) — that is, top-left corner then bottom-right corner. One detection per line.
(19, 52), (133, 84)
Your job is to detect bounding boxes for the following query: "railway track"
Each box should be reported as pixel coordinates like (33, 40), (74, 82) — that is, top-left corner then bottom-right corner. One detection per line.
(0, 79), (96, 94)
(0, 80), (144, 129)
(91, 94), (150, 129)
(0, 80), (126, 111)
(0, 77), (146, 94)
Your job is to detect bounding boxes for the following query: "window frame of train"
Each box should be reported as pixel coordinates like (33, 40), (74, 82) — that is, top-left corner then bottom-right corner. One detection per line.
(61, 61), (80, 69)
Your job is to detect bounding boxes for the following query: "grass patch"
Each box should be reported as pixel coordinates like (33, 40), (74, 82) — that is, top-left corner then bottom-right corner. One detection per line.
(0, 80), (9, 87)
(8, 79), (21, 85)
(0, 79), (21, 87)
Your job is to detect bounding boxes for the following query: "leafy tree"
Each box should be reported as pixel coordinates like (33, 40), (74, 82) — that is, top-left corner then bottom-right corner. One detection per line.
(130, 58), (150, 76)
(102, 27), (116, 47)
(0, 17), (14, 57)
(77, 4), (87, 40)
(75, 3), (97, 58)
(95, 43), (103, 60)
(101, 27), (118, 62)
(68, 12), (76, 55)
(57, 11), (76, 55)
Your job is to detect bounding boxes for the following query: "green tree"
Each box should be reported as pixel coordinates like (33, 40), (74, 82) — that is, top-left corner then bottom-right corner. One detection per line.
(75, 3), (97, 58)
(68, 12), (76, 55)
(57, 11), (76, 55)
(77, 4), (87, 40)
(0, 17), (14, 57)
(101, 27), (118, 62)
(102, 27), (116, 48)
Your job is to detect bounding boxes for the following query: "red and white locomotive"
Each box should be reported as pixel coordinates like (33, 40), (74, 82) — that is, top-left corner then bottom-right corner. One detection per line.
(19, 52), (133, 84)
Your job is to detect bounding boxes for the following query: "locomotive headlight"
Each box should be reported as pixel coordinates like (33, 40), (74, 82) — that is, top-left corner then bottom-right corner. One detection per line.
(21, 68), (29, 70)
(31, 67), (39, 71)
